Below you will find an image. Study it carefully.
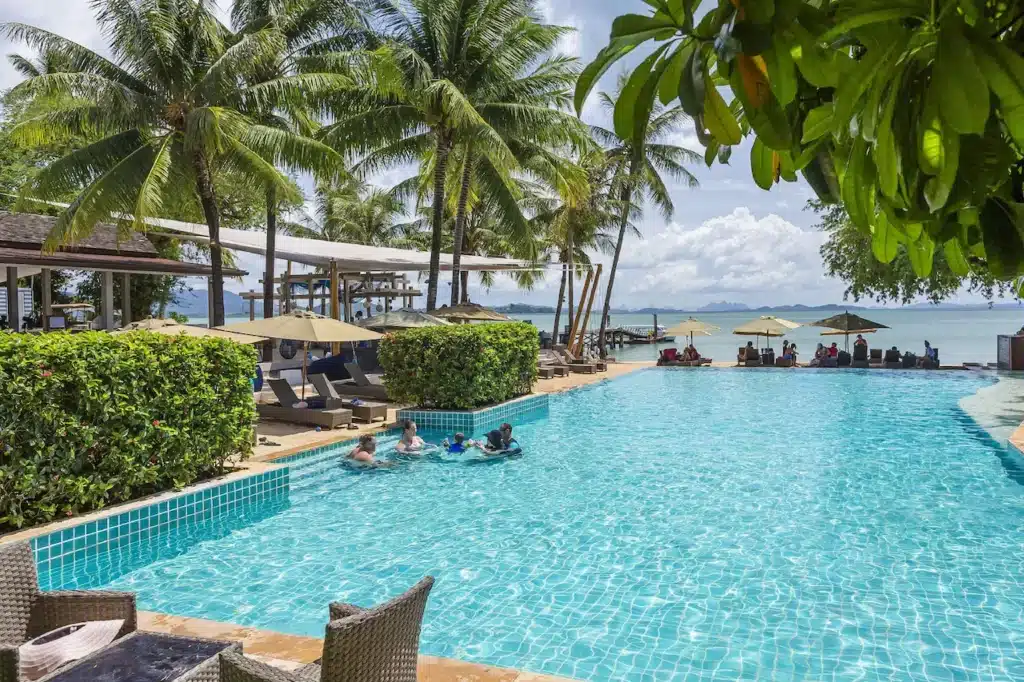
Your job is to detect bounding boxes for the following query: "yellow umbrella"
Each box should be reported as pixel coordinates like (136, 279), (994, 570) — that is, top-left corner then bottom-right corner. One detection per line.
(665, 317), (720, 345)
(733, 316), (801, 348)
(431, 303), (512, 322)
(219, 310), (383, 399)
(114, 318), (267, 344)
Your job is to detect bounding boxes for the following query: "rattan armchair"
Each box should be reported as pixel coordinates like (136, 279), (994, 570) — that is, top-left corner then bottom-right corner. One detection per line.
(0, 541), (137, 682)
(220, 577), (434, 682)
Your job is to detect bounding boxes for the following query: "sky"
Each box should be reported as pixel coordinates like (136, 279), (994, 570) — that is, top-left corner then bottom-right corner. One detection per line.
(0, 0), (987, 310)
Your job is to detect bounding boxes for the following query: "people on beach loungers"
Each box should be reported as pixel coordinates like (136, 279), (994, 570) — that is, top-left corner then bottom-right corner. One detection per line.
(829, 343), (839, 357)
(855, 334), (868, 348)
(396, 419), (425, 454)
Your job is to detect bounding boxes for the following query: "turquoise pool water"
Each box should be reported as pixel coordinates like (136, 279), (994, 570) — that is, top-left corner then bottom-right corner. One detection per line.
(43, 370), (1024, 681)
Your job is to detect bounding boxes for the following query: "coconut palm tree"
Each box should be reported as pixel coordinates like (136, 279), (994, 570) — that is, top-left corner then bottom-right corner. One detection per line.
(2, 0), (346, 325)
(230, 0), (358, 335)
(318, 0), (551, 310)
(592, 87), (700, 356)
(291, 176), (408, 246)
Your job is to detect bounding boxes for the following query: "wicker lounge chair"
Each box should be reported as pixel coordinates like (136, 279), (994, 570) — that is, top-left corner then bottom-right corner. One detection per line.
(737, 346), (761, 367)
(327, 364), (389, 401)
(269, 378), (343, 411)
(541, 350), (595, 374)
(218, 577), (434, 682)
(310, 375), (388, 423)
(557, 348), (607, 371)
(868, 348), (883, 368)
(258, 379), (353, 429)
(883, 349), (902, 369)
(851, 345), (869, 368)
(0, 542), (137, 682)
(537, 366), (555, 379)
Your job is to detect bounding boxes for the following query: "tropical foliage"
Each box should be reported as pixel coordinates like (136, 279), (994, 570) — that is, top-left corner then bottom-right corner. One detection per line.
(378, 322), (538, 409)
(581, 0), (1024, 289)
(0, 331), (256, 530)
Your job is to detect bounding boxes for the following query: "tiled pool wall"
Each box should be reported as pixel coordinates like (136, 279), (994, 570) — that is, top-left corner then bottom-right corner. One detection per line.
(29, 468), (289, 587)
(397, 393), (549, 434)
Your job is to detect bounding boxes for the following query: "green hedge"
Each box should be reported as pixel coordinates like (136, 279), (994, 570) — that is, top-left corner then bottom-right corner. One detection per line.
(378, 322), (538, 410)
(0, 331), (257, 530)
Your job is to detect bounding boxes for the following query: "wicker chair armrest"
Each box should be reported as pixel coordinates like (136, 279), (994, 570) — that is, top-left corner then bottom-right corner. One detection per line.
(220, 651), (301, 682)
(328, 602), (366, 621)
(29, 591), (137, 638)
(0, 643), (19, 682)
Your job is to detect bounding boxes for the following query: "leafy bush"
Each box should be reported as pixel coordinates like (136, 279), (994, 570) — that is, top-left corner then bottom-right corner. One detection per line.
(0, 331), (257, 529)
(378, 322), (538, 410)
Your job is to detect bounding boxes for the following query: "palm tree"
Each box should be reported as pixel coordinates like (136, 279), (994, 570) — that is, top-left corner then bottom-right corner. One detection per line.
(592, 87), (700, 356)
(293, 176), (407, 245)
(230, 0), (357, 336)
(2, 0), (345, 325)
(318, 0), (546, 310)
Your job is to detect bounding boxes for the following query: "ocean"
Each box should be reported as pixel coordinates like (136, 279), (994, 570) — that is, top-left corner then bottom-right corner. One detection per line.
(192, 308), (1024, 366)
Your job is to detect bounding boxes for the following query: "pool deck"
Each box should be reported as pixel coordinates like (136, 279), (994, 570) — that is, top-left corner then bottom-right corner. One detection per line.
(139, 612), (573, 682)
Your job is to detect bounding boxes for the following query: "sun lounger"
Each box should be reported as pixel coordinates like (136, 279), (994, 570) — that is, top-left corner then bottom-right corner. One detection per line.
(269, 377), (343, 410)
(851, 345), (869, 368)
(556, 348), (606, 371)
(737, 346), (761, 366)
(259, 379), (353, 428)
(883, 349), (902, 369)
(869, 348), (883, 368)
(311, 374), (388, 422)
(542, 350), (596, 374)
(328, 362), (390, 400)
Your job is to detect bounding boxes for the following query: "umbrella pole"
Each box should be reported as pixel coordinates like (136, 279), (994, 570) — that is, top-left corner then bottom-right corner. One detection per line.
(302, 341), (308, 401)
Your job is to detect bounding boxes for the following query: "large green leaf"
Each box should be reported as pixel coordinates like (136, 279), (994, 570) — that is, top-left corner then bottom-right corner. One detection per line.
(790, 24), (838, 88)
(575, 43), (637, 115)
(843, 139), (874, 231)
(980, 197), (1024, 278)
(659, 42), (691, 105)
(923, 129), (959, 212)
(918, 92), (944, 176)
(611, 13), (677, 38)
(874, 85), (900, 200)
(750, 138), (776, 190)
(943, 239), (970, 277)
(633, 48), (675, 149)
(934, 23), (989, 135)
(732, 22), (773, 55)
(703, 74), (741, 145)
(820, 7), (925, 42)
(801, 103), (833, 143)
(871, 213), (900, 263)
(679, 45), (705, 117)
(729, 64), (792, 150)
(613, 47), (667, 141)
(831, 32), (907, 138)
(906, 231), (935, 277)
(762, 37), (796, 106)
(970, 38), (1024, 149)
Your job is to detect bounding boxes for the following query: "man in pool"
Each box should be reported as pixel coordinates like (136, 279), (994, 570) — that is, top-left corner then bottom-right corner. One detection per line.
(475, 423), (519, 455)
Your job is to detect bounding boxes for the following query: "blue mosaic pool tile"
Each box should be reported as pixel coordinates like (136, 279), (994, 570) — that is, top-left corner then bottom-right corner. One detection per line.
(30, 467), (289, 581)
(397, 393), (549, 434)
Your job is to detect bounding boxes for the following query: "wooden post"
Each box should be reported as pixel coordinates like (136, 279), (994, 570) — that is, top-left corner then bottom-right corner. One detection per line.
(248, 290), (255, 321)
(101, 271), (115, 330)
(342, 276), (350, 322)
(5, 267), (19, 332)
(121, 273), (131, 326)
(575, 264), (602, 357)
(283, 261), (292, 314)
(207, 277), (215, 326)
(566, 269), (593, 354)
(307, 275), (315, 311)
(329, 260), (340, 354)
(653, 313), (658, 341)
(41, 268), (51, 331)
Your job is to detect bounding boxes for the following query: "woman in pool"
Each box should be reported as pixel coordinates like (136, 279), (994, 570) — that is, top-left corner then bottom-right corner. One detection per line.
(346, 434), (392, 468)
(474, 423), (519, 455)
(395, 420), (426, 454)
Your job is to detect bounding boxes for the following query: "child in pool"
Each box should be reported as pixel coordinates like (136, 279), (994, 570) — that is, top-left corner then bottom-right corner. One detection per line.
(441, 433), (474, 453)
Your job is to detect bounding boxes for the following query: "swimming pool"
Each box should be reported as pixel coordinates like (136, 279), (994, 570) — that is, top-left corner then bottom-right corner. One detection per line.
(42, 369), (1024, 681)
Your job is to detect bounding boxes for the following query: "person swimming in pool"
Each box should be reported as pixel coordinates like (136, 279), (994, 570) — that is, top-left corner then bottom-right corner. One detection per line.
(474, 423), (519, 455)
(346, 434), (392, 468)
(441, 433), (472, 453)
(395, 419), (425, 454)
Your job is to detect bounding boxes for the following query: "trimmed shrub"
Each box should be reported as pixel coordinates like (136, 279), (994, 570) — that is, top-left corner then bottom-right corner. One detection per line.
(378, 322), (538, 410)
(0, 331), (257, 530)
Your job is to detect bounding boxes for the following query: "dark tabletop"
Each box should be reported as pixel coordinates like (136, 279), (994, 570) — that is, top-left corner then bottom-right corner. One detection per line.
(43, 632), (231, 682)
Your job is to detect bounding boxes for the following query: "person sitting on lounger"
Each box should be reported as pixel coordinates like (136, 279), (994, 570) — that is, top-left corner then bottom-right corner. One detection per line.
(854, 334), (868, 347)
(396, 419), (425, 454)
(442, 432), (472, 453)
(810, 343), (825, 367)
(474, 423), (519, 455)
(829, 342), (839, 357)
(789, 343), (798, 364)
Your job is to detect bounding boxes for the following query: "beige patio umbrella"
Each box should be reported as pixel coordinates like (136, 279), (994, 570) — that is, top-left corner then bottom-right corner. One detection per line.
(114, 318), (267, 344)
(665, 317), (720, 345)
(733, 315), (801, 348)
(219, 310), (383, 399)
(358, 309), (451, 331)
(431, 302), (512, 322)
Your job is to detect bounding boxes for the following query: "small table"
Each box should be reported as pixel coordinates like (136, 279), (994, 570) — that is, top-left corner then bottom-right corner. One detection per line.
(37, 632), (240, 682)
(342, 399), (388, 422)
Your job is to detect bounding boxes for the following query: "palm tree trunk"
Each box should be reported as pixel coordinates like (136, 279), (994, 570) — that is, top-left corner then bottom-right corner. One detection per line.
(262, 187), (277, 362)
(598, 160), (639, 358)
(194, 152), (225, 327)
(460, 269), (470, 303)
(427, 132), (452, 311)
(450, 151), (474, 306)
(552, 253), (567, 340)
(566, 228), (575, 337)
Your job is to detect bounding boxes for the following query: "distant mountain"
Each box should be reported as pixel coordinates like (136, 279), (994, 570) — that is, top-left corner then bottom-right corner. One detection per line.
(168, 290), (249, 318)
(752, 303), (867, 312)
(493, 303), (556, 314)
(697, 301), (750, 312)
